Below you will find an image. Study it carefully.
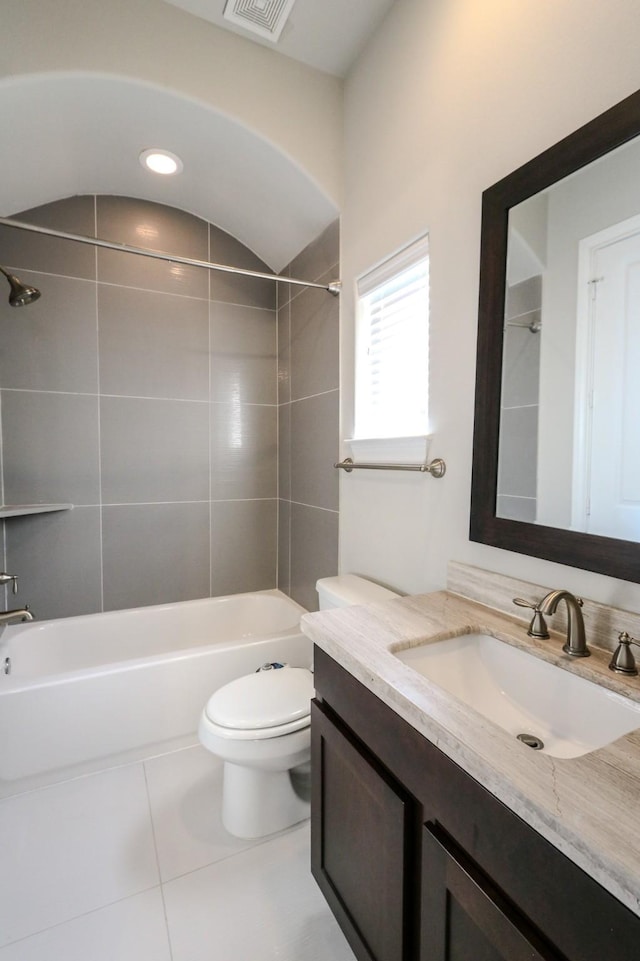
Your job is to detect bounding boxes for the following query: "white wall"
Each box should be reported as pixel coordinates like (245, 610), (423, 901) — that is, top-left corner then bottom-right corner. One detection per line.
(340, 0), (640, 612)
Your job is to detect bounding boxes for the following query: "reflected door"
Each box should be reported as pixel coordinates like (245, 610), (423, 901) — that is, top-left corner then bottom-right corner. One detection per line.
(577, 219), (640, 539)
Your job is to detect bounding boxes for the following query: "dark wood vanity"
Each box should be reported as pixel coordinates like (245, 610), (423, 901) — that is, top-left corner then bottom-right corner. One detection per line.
(311, 647), (640, 961)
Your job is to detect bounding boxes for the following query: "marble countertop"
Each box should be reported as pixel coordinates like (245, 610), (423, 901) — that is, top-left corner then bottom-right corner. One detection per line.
(301, 590), (640, 916)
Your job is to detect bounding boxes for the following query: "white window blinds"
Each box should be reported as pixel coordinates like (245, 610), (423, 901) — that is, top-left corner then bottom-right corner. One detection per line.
(355, 235), (429, 439)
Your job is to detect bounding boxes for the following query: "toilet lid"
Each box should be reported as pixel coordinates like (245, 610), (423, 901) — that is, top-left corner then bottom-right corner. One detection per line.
(204, 667), (313, 732)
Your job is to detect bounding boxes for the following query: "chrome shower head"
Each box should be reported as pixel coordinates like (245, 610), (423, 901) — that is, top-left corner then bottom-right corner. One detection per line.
(0, 266), (41, 307)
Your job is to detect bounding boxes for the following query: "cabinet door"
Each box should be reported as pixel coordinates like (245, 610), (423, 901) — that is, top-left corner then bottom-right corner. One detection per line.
(311, 700), (416, 961)
(421, 824), (564, 961)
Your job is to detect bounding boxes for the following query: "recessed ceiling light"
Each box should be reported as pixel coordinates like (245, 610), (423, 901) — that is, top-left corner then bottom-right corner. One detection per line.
(139, 148), (183, 175)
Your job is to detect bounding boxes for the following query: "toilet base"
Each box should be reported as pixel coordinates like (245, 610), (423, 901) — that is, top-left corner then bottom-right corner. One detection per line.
(222, 761), (311, 839)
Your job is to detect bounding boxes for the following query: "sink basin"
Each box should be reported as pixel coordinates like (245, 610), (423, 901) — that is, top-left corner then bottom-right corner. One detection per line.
(395, 633), (640, 758)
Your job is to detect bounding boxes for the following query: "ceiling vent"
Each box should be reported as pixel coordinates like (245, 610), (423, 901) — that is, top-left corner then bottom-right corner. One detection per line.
(223, 0), (297, 43)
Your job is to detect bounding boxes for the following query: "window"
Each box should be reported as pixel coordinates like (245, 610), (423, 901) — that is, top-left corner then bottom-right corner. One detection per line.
(355, 235), (429, 440)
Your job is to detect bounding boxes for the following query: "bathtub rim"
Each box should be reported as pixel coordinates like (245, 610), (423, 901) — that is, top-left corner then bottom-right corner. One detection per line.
(0, 588), (309, 692)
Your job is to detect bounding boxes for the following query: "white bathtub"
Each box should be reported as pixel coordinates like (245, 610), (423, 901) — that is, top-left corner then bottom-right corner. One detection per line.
(0, 590), (310, 786)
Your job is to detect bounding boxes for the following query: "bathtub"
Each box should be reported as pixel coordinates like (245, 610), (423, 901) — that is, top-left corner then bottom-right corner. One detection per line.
(0, 590), (310, 786)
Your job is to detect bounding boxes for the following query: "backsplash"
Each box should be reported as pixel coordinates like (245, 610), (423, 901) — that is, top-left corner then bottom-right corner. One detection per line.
(448, 561), (640, 655)
(0, 197), (337, 619)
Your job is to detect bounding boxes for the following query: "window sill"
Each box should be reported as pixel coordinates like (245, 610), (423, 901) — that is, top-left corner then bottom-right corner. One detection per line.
(345, 435), (432, 465)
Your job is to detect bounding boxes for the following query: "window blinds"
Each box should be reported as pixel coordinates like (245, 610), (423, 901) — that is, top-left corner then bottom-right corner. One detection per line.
(356, 235), (429, 438)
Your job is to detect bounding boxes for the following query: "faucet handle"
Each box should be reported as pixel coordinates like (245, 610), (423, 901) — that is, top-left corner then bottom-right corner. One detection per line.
(0, 572), (18, 595)
(609, 632), (640, 676)
(513, 597), (550, 639)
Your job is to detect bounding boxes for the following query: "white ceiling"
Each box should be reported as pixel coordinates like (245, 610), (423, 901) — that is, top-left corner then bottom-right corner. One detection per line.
(0, 1), (396, 271)
(162, 0), (396, 77)
(0, 74), (338, 272)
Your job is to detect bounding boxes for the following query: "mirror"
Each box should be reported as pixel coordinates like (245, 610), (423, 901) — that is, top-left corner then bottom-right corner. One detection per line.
(470, 88), (640, 583)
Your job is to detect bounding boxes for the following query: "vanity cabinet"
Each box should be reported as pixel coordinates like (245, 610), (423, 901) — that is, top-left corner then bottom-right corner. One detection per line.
(311, 647), (640, 961)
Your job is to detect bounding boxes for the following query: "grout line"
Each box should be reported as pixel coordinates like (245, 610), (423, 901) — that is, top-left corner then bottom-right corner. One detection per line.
(1, 388), (278, 408)
(0, 883), (166, 951)
(54, 498), (280, 508)
(94, 226), (105, 614)
(289, 387), (339, 404)
(142, 763), (175, 961)
(288, 500), (339, 514)
(287, 299), (292, 596)
(208, 225), (213, 600)
(96, 278), (209, 302)
(275, 291), (280, 590)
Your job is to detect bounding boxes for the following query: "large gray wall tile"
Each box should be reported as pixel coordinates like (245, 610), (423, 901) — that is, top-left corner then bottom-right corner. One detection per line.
(98, 284), (209, 400)
(102, 503), (210, 610)
(277, 499), (290, 595)
(502, 325), (541, 409)
(97, 197), (208, 298)
(0, 197), (96, 279)
(210, 303), (276, 404)
(0, 195), (308, 618)
(210, 499), (277, 596)
(5, 507), (103, 619)
(277, 300), (291, 405)
(278, 402), (291, 501)
(209, 227), (275, 310)
(101, 397), (209, 504)
(290, 391), (339, 511)
(497, 405), (539, 498)
(210, 403), (277, 500)
(277, 223), (340, 604)
(2, 391), (100, 506)
(290, 273), (339, 400)
(496, 494), (537, 522)
(0, 273), (98, 393)
(289, 503), (338, 612)
(505, 275), (542, 319)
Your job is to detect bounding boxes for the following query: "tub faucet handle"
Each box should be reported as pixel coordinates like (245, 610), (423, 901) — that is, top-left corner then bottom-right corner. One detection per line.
(0, 572), (18, 595)
(513, 597), (549, 638)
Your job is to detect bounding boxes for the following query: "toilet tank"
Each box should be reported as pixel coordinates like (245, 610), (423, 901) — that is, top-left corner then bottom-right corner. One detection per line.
(316, 574), (399, 610)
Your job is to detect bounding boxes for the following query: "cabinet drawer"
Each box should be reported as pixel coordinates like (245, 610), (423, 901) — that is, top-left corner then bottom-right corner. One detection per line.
(421, 823), (563, 961)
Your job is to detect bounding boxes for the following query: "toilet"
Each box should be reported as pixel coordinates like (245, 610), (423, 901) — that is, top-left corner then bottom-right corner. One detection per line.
(198, 574), (399, 839)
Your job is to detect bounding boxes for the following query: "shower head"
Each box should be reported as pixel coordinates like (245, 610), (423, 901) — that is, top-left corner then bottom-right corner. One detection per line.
(0, 266), (41, 307)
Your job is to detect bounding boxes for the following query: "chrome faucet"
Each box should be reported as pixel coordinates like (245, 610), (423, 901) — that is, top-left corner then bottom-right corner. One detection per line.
(0, 607), (34, 628)
(513, 590), (589, 657)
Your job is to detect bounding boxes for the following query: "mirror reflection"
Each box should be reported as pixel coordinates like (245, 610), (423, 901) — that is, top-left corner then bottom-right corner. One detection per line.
(497, 135), (640, 542)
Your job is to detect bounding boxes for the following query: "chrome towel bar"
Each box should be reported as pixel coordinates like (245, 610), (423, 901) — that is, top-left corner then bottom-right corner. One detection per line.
(334, 457), (446, 478)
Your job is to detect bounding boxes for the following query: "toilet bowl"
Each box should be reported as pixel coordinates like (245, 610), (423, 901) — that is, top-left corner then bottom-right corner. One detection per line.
(198, 666), (313, 838)
(198, 575), (399, 839)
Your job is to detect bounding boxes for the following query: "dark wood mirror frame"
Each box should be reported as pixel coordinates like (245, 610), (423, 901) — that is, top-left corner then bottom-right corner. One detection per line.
(470, 87), (640, 583)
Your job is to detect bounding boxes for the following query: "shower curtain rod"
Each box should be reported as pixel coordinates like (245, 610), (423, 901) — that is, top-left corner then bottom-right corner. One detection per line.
(0, 217), (341, 295)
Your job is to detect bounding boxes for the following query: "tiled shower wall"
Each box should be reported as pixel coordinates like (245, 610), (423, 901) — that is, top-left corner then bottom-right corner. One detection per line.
(277, 222), (340, 612)
(497, 274), (542, 523)
(0, 196), (286, 619)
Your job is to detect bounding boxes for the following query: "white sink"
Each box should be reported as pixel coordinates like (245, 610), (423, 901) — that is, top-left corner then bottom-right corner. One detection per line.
(395, 633), (640, 758)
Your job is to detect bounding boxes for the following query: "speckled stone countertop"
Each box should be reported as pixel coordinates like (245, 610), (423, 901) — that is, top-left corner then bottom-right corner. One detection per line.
(301, 589), (640, 917)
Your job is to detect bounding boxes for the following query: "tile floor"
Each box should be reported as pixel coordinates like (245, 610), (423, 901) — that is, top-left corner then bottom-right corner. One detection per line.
(0, 744), (356, 960)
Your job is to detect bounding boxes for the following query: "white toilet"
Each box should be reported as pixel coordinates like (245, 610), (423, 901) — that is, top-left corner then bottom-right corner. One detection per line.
(198, 574), (399, 839)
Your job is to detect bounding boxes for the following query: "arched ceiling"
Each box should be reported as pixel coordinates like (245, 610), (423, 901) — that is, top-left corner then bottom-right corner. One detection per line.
(0, 73), (339, 272)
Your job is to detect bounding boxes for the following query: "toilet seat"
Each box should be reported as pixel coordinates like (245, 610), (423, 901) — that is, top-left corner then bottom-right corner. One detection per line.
(203, 667), (313, 740)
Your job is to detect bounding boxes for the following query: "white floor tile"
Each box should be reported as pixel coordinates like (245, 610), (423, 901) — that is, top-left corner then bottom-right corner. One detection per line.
(0, 764), (159, 947)
(0, 889), (171, 961)
(163, 822), (356, 961)
(144, 745), (262, 882)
